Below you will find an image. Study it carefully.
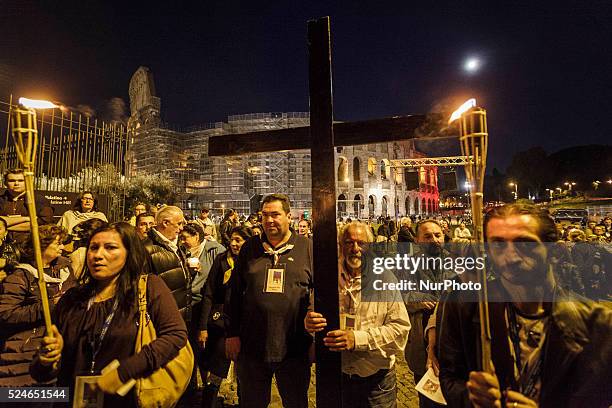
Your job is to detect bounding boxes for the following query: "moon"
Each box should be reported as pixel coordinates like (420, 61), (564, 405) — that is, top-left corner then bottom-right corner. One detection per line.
(463, 57), (481, 73)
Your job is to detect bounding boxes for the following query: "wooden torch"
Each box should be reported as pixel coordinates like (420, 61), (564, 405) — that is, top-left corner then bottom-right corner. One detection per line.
(10, 97), (58, 336)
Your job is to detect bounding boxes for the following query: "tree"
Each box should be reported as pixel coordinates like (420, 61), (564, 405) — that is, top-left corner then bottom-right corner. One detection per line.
(87, 165), (176, 221)
(506, 147), (552, 198)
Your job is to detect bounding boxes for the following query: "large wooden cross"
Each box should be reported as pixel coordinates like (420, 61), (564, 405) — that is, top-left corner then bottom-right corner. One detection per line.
(209, 17), (441, 407)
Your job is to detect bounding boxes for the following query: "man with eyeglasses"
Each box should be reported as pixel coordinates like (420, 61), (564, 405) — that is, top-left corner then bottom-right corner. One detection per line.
(143, 205), (192, 322)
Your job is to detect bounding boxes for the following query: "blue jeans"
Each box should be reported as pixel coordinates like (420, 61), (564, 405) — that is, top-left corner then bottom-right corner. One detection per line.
(342, 367), (397, 408)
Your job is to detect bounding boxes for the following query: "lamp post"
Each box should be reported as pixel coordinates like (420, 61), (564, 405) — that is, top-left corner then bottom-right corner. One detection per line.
(546, 188), (553, 201)
(509, 182), (518, 200)
(564, 181), (576, 191)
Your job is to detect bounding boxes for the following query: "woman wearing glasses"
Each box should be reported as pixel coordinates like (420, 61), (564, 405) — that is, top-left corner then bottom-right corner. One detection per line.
(57, 191), (108, 235)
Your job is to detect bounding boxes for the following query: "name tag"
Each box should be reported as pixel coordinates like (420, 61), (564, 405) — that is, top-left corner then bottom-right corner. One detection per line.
(264, 264), (285, 293)
(73, 375), (104, 408)
(340, 313), (356, 331)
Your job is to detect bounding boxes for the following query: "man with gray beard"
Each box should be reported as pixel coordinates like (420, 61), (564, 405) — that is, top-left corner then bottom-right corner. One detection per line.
(305, 221), (410, 407)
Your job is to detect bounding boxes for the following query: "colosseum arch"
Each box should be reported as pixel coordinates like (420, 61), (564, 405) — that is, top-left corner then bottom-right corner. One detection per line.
(353, 194), (363, 218)
(353, 157), (361, 181)
(367, 157), (377, 177)
(380, 159), (391, 180)
(405, 196), (412, 215)
(368, 195), (376, 217)
(382, 195), (389, 217)
(337, 193), (347, 215)
(337, 157), (349, 182)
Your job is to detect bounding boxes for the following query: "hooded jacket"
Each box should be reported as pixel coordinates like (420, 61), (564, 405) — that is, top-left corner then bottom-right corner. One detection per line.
(0, 259), (74, 386)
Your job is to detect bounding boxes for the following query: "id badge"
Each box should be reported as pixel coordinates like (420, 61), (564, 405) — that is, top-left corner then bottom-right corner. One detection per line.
(340, 313), (356, 331)
(264, 264), (285, 293)
(74, 375), (104, 408)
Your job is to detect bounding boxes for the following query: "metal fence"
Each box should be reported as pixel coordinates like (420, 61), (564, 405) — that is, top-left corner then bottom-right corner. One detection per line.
(0, 96), (131, 221)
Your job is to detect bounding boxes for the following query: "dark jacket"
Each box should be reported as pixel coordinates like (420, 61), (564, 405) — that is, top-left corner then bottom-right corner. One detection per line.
(30, 274), (187, 408)
(402, 247), (456, 378)
(144, 229), (191, 322)
(397, 225), (415, 243)
(219, 219), (234, 247)
(199, 251), (231, 332)
(0, 259), (74, 386)
(0, 237), (20, 275)
(0, 189), (54, 224)
(438, 281), (612, 408)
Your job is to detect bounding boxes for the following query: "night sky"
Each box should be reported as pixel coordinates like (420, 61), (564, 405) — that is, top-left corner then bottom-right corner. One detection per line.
(1, 1), (611, 170)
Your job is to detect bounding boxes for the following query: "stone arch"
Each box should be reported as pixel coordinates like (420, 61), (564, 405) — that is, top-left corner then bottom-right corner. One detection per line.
(405, 196), (412, 215)
(414, 197), (420, 215)
(421, 198), (427, 214)
(394, 167), (402, 185)
(382, 195), (389, 217)
(353, 157), (361, 181)
(337, 157), (349, 182)
(353, 194), (363, 218)
(380, 159), (391, 180)
(367, 158), (377, 177)
(368, 195), (376, 217)
(338, 193), (347, 215)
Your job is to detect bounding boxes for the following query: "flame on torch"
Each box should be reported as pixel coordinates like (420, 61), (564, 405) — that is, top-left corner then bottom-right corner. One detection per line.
(448, 98), (476, 124)
(18, 97), (58, 109)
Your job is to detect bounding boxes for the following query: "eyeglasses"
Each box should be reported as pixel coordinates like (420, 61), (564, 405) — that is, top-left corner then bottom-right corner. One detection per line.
(81, 197), (94, 201)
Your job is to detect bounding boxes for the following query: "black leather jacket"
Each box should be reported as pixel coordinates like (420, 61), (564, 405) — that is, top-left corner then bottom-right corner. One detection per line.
(438, 281), (612, 408)
(144, 229), (192, 322)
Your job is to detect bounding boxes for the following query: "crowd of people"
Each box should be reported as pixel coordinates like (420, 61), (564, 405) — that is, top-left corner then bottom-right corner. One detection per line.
(0, 166), (611, 407)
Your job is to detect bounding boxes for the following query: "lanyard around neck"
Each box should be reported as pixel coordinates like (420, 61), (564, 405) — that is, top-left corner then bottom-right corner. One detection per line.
(87, 297), (119, 374)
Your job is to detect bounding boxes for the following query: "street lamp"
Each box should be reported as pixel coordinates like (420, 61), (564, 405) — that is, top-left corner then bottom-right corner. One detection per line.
(545, 188), (553, 201)
(564, 181), (576, 191)
(508, 182), (518, 200)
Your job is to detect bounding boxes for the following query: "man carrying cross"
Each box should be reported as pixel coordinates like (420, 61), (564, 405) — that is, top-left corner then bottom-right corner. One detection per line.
(305, 221), (410, 406)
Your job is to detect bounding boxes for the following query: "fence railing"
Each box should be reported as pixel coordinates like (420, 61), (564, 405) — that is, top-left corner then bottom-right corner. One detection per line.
(0, 96), (131, 221)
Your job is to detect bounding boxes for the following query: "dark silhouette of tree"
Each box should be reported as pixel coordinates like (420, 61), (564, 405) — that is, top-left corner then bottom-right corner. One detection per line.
(506, 147), (552, 197)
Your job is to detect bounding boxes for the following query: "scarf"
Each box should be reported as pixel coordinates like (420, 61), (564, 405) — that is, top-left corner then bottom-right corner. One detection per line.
(262, 241), (294, 265)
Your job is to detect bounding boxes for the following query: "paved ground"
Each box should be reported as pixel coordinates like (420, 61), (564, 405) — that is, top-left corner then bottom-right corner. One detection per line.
(179, 355), (419, 407)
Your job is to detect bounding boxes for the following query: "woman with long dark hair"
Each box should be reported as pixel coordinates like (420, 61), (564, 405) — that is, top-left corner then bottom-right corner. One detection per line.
(33, 222), (188, 407)
(57, 191), (108, 235)
(198, 226), (253, 407)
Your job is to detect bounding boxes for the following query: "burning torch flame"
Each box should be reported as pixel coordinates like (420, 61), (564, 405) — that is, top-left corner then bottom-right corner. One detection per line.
(18, 97), (58, 109)
(448, 98), (476, 124)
